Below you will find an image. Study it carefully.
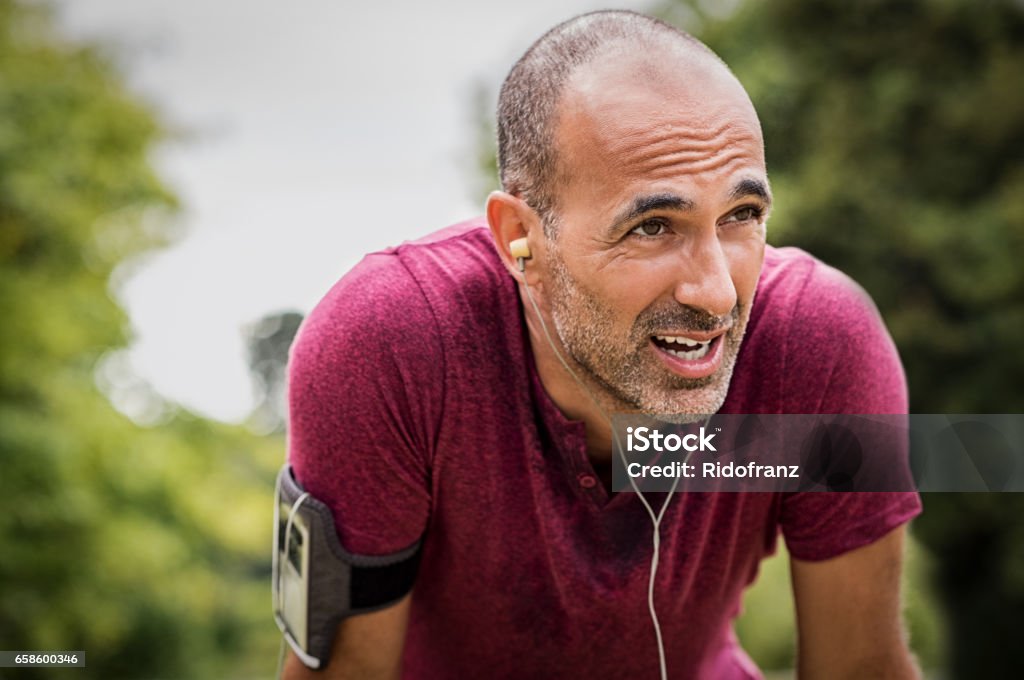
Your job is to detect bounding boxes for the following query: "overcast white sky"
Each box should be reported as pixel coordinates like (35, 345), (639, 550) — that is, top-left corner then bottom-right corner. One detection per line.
(52, 0), (653, 423)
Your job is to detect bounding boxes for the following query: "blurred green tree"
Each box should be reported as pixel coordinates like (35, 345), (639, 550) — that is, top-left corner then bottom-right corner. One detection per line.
(0, 2), (281, 677)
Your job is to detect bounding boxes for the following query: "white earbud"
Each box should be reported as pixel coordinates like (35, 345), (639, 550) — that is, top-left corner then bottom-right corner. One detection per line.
(509, 237), (531, 271)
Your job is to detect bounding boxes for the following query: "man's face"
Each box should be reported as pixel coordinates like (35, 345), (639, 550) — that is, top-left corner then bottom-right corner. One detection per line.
(539, 49), (769, 417)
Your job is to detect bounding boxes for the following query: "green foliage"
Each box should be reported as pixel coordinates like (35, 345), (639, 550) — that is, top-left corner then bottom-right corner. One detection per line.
(0, 2), (281, 677)
(731, 545), (796, 671)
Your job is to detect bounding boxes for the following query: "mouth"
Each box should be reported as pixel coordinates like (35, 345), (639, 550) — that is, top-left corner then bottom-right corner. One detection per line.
(650, 332), (726, 379)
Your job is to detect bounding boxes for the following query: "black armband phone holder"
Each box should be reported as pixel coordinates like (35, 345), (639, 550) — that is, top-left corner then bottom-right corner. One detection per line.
(272, 464), (422, 669)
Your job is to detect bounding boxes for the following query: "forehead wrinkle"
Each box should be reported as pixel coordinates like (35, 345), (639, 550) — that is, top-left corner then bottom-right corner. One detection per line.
(602, 117), (755, 149)
(628, 149), (758, 180)
(602, 121), (763, 167)
(604, 125), (764, 183)
(563, 83), (762, 156)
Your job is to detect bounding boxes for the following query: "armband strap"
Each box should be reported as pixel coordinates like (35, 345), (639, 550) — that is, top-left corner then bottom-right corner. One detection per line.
(272, 464), (422, 669)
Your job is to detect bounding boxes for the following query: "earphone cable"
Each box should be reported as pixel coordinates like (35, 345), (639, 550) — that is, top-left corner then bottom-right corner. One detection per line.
(519, 256), (707, 680)
(275, 491), (310, 680)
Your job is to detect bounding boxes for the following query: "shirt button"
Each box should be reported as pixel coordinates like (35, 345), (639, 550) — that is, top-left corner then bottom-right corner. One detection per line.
(578, 474), (597, 489)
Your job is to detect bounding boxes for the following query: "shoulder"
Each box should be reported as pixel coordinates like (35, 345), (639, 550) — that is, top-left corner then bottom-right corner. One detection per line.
(755, 246), (877, 323)
(288, 248), (432, 401)
(287, 222), (503, 552)
(288, 218), (514, 428)
(290, 218), (498, 372)
(761, 246), (885, 339)
(749, 247), (905, 413)
(288, 222), (495, 436)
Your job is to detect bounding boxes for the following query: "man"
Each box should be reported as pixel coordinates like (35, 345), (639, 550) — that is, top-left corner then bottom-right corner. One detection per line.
(284, 10), (921, 679)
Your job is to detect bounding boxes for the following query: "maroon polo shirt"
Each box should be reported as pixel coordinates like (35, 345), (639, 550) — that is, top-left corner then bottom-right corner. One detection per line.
(288, 218), (921, 679)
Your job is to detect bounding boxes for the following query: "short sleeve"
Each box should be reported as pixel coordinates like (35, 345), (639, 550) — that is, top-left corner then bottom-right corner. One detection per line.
(779, 260), (922, 561)
(287, 252), (442, 556)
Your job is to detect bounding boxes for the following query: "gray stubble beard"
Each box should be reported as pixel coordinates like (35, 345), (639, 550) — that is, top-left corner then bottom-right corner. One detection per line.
(543, 243), (751, 419)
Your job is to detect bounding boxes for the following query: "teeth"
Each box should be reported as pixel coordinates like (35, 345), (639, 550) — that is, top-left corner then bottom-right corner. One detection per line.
(654, 334), (712, 361)
(665, 344), (711, 360)
(655, 334), (710, 349)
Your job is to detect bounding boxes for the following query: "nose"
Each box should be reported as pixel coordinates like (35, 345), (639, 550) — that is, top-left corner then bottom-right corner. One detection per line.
(672, 237), (738, 319)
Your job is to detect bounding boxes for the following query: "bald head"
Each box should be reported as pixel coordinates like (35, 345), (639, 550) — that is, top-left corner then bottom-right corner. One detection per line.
(496, 10), (748, 231)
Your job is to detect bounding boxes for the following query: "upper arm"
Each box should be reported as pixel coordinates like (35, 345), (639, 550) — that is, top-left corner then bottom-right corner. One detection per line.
(287, 253), (440, 554)
(282, 594), (412, 680)
(284, 256), (440, 675)
(790, 525), (919, 680)
(782, 262), (920, 677)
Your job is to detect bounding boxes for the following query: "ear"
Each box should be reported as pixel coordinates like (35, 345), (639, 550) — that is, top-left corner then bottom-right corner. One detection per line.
(486, 191), (541, 281)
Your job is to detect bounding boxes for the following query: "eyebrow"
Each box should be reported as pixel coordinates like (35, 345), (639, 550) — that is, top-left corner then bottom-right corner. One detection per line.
(607, 192), (695, 237)
(605, 178), (773, 238)
(729, 177), (773, 206)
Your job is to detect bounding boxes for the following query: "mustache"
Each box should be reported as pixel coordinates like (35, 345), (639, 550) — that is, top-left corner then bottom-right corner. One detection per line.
(636, 303), (741, 335)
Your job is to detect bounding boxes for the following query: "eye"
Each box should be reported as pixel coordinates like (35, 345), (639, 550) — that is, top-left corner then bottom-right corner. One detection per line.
(724, 206), (763, 224)
(629, 219), (669, 237)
